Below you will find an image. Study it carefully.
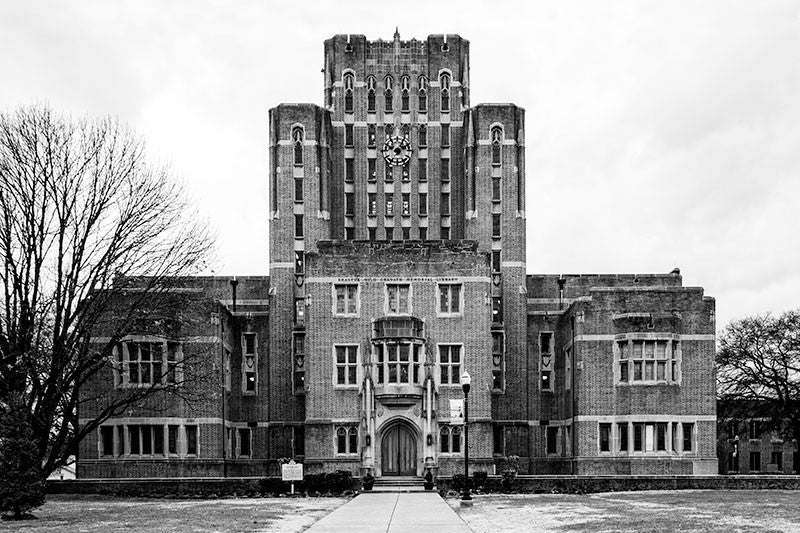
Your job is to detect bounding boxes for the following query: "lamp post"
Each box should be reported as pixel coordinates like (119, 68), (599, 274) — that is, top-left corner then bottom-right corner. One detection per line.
(461, 370), (472, 506)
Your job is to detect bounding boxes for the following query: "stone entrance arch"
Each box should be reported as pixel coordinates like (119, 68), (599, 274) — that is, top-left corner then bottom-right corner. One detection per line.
(379, 419), (419, 476)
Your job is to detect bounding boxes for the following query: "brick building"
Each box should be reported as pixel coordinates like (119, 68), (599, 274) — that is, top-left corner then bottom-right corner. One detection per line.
(77, 31), (718, 479)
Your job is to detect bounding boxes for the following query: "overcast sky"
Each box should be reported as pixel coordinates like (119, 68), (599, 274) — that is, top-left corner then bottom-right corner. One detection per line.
(1, 0), (799, 332)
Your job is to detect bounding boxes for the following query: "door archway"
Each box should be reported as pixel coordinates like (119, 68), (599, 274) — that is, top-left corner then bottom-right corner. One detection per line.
(381, 423), (417, 476)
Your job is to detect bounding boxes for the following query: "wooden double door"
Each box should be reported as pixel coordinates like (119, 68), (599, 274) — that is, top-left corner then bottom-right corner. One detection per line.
(381, 425), (417, 476)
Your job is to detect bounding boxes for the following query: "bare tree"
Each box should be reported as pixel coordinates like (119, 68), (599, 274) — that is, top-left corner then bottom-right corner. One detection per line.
(717, 309), (800, 441)
(0, 105), (215, 478)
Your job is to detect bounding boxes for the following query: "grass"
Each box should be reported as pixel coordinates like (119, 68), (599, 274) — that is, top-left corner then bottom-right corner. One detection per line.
(1, 495), (346, 532)
(447, 490), (800, 532)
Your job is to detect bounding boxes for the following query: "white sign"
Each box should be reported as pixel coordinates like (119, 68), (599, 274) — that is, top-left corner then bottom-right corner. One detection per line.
(281, 460), (304, 481)
(449, 399), (465, 425)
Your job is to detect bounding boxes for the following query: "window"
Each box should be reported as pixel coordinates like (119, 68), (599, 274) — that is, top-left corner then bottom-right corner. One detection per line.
(418, 76), (427, 112)
(224, 348), (231, 391)
(384, 162), (393, 182)
(295, 251), (304, 273)
(633, 423), (644, 451)
(386, 284), (410, 314)
(618, 423), (629, 452)
(617, 340), (679, 384)
(335, 345), (358, 386)
(127, 425), (165, 456)
(185, 425), (198, 455)
(749, 420), (761, 440)
(344, 124), (353, 147)
(116, 340), (182, 388)
(336, 426), (359, 455)
(293, 332), (305, 393)
(492, 331), (504, 390)
(438, 283), (462, 314)
(491, 126), (502, 165)
(419, 227), (427, 240)
(238, 428), (251, 458)
(439, 344), (461, 385)
(440, 425), (462, 453)
(656, 422), (667, 451)
(401, 76), (410, 112)
(493, 425), (505, 455)
(402, 193), (410, 215)
(368, 193), (377, 215)
(345, 158), (354, 182)
(492, 296), (502, 324)
(295, 177), (303, 202)
(385, 194), (394, 215)
(491, 250), (501, 272)
(242, 332), (257, 393)
(750, 451), (761, 472)
(295, 297), (305, 325)
(418, 125), (427, 147)
(683, 423), (694, 452)
(367, 76), (376, 112)
(441, 226), (450, 239)
(418, 193), (427, 215)
(540, 332), (554, 392)
(368, 227), (376, 241)
(672, 422), (679, 452)
(295, 214), (304, 238)
(492, 213), (501, 238)
(168, 425), (179, 454)
(402, 165), (409, 182)
(441, 192), (450, 216)
(441, 124), (450, 147)
(440, 73), (450, 112)
(368, 158), (376, 181)
(293, 127), (303, 166)
(547, 426), (559, 454)
(345, 192), (355, 216)
(565, 347), (572, 390)
(334, 284), (358, 315)
(100, 426), (115, 456)
(772, 451), (783, 470)
(440, 158), (450, 182)
(375, 342), (421, 384)
(492, 177), (501, 201)
(343, 72), (354, 113)
(384, 76), (393, 112)
(368, 124), (376, 147)
(418, 158), (427, 182)
(541, 371), (552, 392)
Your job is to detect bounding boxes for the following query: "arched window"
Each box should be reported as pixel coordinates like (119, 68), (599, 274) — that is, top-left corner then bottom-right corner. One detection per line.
(384, 75), (394, 112)
(418, 76), (428, 112)
(343, 72), (354, 113)
(491, 126), (503, 165)
(440, 73), (451, 112)
(292, 127), (304, 166)
(401, 76), (410, 112)
(366, 76), (376, 113)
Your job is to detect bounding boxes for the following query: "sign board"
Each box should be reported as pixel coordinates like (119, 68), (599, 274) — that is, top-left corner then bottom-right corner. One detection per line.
(281, 460), (304, 481)
(449, 399), (465, 425)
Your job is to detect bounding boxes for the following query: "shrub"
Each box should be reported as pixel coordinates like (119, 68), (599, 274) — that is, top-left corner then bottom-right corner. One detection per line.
(500, 469), (517, 492)
(473, 471), (488, 490)
(0, 405), (46, 519)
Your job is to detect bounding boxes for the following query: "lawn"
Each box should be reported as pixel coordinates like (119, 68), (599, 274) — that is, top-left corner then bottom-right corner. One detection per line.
(447, 490), (800, 533)
(1, 495), (346, 532)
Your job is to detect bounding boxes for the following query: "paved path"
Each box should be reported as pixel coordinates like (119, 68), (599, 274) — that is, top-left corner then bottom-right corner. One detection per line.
(305, 492), (473, 532)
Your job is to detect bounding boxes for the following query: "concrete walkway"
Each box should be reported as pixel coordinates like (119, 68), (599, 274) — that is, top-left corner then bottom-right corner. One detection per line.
(305, 492), (473, 532)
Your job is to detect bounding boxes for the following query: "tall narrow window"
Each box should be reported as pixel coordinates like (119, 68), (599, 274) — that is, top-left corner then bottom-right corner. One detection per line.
(186, 425), (198, 455)
(295, 214), (304, 238)
(293, 332), (305, 393)
(336, 425), (358, 455)
(618, 423), (629, 452)
(441, 226), (450, 239)
(418, 193), (427, 215)
(440, 158), (449, 182)
(440, 425), (461, 453)
(441, 192), (450, 216)
(547, 427), (559, 454)
(441, 124), (450, 147)
(419, 227), (427, 240)
(368, 193), (377, 215)
(401, 193), (410, 215)
(418, 76), (428, 112)
(385, 194), (394, 215)
(345, 158), (354, 182)
(491, 126), (502, 165)
(492, 177), (501, 201)
(384, 75), (393, 112)
(386, 284), (410, 314)
(293, 127), (304, 166)
(344, 124), (353, 147)
(440, 73), (450, 112)
(343, 72), (354, 113)
(401, 76), (410, 112)
(367, 76), (376, 112)
(683, 423), (694, 452)
(295, 177), (303, 202)
(345, 192), (355, 216)
(492, 214), (501, 238)
(238, 428), (251, 457)
(368, 124), (376, 147)
(492, 331), (504, 390)
(418, 125), (427, 147)
(418, 158), (427, 181)
(492, 250), (500, 272)
(242, 332), (257, 394)
(599, 424), (611, 452)
(368, 158), (376, 181)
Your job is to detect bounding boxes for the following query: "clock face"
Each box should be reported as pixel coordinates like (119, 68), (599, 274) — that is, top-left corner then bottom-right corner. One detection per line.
(381, 134), (412, 167)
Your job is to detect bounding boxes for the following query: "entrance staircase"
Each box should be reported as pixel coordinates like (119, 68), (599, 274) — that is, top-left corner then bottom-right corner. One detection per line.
(369, 476), (428, 493)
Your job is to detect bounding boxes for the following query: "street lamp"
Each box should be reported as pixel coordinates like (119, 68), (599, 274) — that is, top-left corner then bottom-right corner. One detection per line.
(461, 370), (472, 506)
